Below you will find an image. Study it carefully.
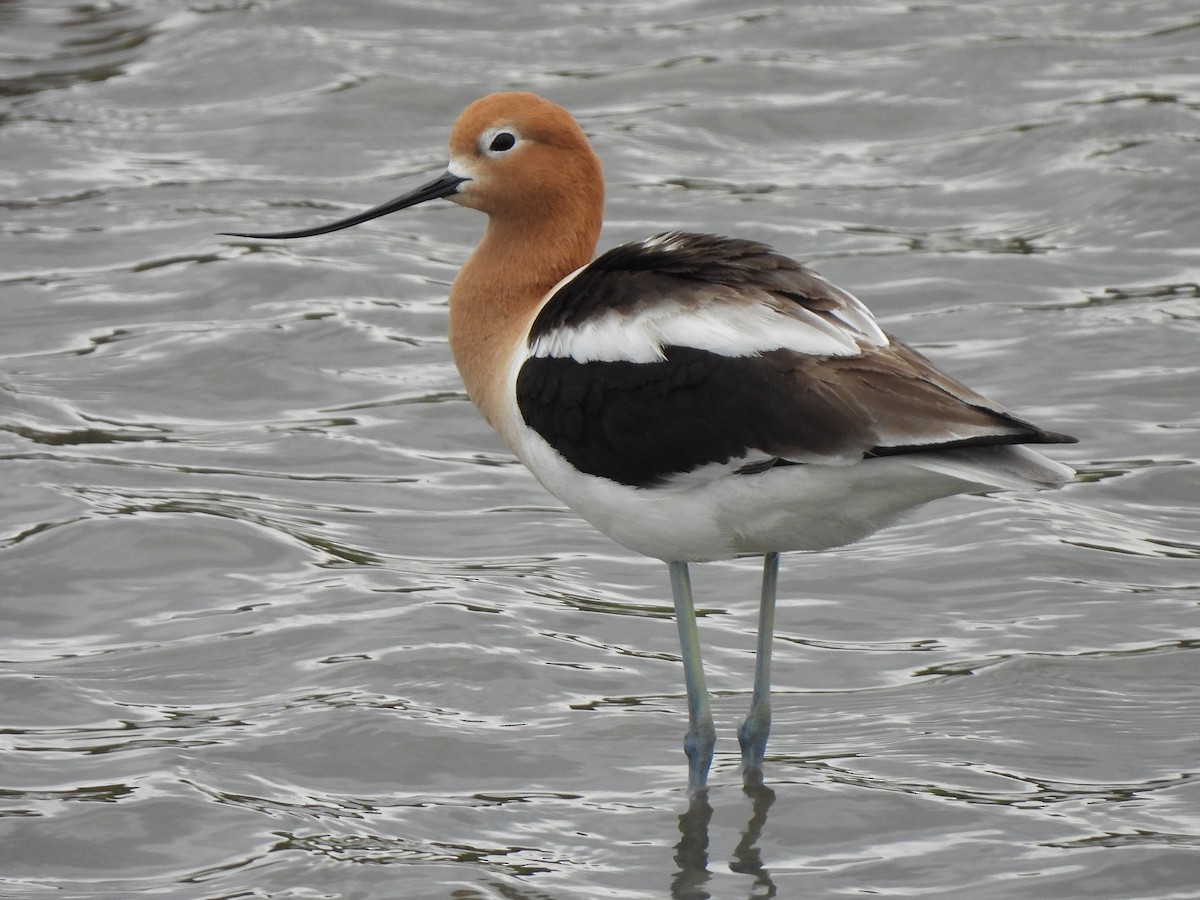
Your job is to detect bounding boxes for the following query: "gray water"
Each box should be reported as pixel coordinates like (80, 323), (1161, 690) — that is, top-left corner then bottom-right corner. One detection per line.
(2, 1), (1198, 897)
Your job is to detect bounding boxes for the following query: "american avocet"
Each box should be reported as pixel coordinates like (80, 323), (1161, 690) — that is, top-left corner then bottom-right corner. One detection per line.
(224, 92), (1076, 794)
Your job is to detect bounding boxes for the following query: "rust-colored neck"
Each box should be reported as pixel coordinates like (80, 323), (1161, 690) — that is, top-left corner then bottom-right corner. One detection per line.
(448, 205), (601, 435)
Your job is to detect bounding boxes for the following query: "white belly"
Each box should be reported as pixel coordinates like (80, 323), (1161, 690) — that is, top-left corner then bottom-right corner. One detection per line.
(511, 428), (1056, 561)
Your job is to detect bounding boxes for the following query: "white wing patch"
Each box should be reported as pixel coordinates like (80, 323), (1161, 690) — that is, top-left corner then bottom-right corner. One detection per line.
(809, 275), (888, 347)
(531, 291), (878, 363)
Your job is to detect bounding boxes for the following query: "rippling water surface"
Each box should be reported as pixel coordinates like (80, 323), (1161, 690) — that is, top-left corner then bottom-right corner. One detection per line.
(2, 1), (1198, 897)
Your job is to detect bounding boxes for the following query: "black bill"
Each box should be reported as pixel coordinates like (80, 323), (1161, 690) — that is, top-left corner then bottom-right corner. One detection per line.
(221, 170), (467, 240)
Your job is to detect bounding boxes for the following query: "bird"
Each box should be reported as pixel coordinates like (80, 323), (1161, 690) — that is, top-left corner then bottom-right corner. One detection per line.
(223, 91), (1076, 795)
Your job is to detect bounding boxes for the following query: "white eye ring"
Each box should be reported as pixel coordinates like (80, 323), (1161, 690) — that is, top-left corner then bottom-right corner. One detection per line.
(481, 128), (519, 157)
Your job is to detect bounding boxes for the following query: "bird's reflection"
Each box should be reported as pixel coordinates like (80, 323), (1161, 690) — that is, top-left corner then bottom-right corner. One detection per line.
(671, 783), (777, 899)
(731, 784), (777, 897)
(671, 790), (714, 898)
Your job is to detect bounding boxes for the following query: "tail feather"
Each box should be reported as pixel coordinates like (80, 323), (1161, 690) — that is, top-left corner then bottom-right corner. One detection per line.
(907, 444), (1075, 491)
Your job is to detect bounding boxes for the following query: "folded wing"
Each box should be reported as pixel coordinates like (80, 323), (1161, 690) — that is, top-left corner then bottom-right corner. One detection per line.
(516, 232), (1074, 488)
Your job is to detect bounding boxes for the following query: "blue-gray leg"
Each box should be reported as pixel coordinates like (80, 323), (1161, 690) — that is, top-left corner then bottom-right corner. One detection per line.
(669, 561), (715, 795)
(738, 551), (779, 787)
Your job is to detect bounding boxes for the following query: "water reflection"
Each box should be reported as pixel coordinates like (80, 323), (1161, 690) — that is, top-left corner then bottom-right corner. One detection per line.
(672, 785), (777, 899)
(671, 792), (713, 898)
(731, 785), (778, 897)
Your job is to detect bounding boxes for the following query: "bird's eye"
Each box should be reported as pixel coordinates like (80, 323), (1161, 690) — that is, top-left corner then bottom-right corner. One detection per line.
(484, 130), (517, 155)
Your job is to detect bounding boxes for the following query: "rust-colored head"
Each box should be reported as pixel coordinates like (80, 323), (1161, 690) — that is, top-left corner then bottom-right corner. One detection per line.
(446, 92), (604, 229)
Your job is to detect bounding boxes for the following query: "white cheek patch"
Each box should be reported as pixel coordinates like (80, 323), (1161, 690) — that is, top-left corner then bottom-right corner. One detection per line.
(445, 157), (477, 205)
(447, 157), (475, 180)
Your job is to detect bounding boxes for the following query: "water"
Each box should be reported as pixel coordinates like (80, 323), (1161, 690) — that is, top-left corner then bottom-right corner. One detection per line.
(2, 1), (1198, 897)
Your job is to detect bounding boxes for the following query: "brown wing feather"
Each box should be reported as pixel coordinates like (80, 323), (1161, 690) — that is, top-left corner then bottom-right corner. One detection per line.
(781, 338), (1073, 456)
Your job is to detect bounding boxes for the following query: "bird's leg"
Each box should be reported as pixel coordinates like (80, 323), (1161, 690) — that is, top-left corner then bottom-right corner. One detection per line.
(738, 551), (779, 787)
(669, 561), (716, 795)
